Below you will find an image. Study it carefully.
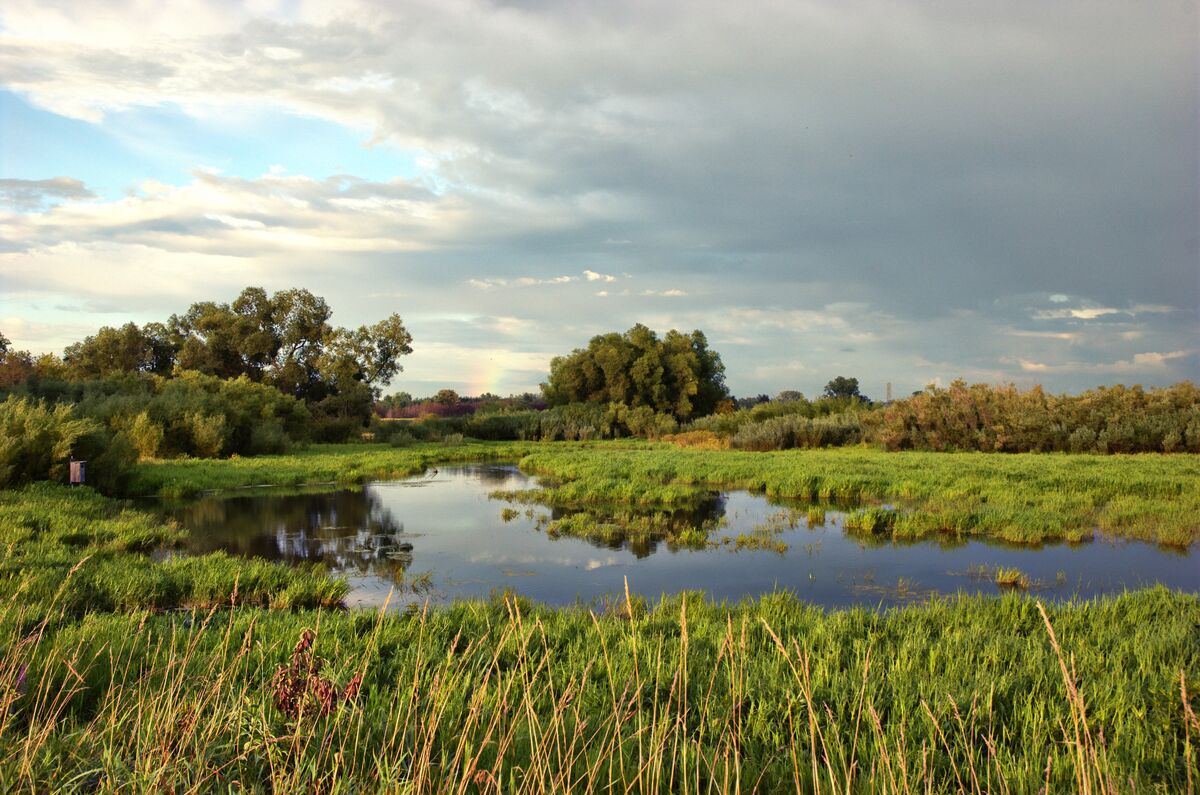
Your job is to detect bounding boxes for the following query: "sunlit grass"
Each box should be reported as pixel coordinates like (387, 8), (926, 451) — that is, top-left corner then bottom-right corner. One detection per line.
(513, 445), (1200, 546)
(0, 587), (1196, 790)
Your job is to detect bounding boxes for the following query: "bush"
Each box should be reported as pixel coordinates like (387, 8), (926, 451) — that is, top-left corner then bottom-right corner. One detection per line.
(125, 410), (164, 459)
(879, 381), (1200, 453)
(0, 396), (97, 486)
(730, 413), (865, 451)
(618, 405), (678, 439)
(661, 430), (730, 450)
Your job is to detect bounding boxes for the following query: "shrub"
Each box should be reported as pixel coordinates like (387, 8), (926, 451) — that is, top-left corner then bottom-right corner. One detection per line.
(879, 381), (1200, 453)
(730, 413), (865, 451)
(125, 410), (164, 459)
(0, 396), (97, 486)
(661, 430), (730, 450)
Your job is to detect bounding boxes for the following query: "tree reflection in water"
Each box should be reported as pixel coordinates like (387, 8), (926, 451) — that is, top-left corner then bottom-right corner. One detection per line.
(167, 487), (413, 581)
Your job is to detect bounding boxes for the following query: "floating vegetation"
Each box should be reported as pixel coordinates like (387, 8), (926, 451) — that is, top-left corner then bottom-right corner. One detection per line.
(952, 564), (1037, 591)
(541, 510), (718, 550)
(993, 566), (1031, 589)
(719, 509), (803, 554)
(847, 573), (937, 603)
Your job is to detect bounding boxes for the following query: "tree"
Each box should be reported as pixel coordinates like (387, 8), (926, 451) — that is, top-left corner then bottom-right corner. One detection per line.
(542, 324), (728, 420)
(63, 323), (159, 378)
(433, 389), (460, 406)
(317, 314), (413, 398)
(381, 391), (413, 410)
(823, 376), (864, 401)
(776, 390), (806, 402)
(736, 394), (770, 409)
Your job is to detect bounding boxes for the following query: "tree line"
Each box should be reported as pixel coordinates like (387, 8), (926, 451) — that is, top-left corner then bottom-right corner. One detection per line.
(2, 293), (1198, 494)
(2, 288), (412, 446)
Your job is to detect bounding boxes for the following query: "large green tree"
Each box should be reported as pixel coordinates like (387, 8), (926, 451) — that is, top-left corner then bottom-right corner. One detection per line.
(542, 324), (727, 420)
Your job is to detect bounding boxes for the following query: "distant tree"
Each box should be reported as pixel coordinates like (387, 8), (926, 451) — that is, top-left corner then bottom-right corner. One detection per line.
(433, 389), (461, 406)
(0, 334), (34, 389)
(542, 324), (728, 420)
(317, 315), (414, 396)
(381, 391), (413, 409)
(736, 394), (771, 409)
(776, 390), (806, 402)
(823, 376), (866, 402)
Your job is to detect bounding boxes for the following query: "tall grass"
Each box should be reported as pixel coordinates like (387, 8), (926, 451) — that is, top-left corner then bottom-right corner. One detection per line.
(0, 588), (1195, 790)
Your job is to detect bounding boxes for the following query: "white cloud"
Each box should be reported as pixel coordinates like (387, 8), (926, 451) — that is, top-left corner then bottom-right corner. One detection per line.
(583, 270), (615, 282)
(467, 275), (576, 289)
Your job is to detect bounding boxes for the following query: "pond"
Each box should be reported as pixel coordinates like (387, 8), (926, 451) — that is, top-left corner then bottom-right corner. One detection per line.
(158, 463), (1197, 609)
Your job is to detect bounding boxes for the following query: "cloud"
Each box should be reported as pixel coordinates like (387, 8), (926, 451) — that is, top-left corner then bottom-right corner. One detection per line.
(1032, 304), (1175, 321)
(468, 275), (576, 289)
(0, 177), (95, 210)
(1018, 350), (1192, 375)
(0, 0), (1196, 394)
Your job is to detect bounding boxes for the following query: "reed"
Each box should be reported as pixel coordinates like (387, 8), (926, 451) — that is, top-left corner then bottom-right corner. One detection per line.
(0, 588), (1194, 791)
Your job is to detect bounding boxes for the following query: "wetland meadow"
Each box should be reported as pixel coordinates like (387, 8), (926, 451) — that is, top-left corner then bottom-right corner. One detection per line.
(0, 439), (1196, 791)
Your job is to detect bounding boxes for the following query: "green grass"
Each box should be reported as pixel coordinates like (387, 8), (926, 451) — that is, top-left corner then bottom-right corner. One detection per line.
(0, 588), (1196, 791)
(126, 440), (645, 498)
(511, 445), (1200, 546)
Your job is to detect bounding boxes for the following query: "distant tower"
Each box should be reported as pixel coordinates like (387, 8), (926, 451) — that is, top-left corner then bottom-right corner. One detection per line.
(886, 382), (892, 402)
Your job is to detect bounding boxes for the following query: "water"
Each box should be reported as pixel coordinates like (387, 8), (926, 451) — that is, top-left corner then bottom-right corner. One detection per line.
(158, 463), (1197, 609)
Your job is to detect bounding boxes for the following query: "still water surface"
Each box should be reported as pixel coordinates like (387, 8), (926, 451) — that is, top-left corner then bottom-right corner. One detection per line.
(160, 463), (1197, 609)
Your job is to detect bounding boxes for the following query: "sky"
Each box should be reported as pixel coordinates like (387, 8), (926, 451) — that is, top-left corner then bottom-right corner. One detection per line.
(1, 0), (1197, 399)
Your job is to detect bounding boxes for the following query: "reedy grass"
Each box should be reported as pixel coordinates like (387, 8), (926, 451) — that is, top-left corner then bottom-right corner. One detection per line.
(992, 567), (1032, 590)
(514, 445), (1200, 546)
(0, 587), (1195, 791)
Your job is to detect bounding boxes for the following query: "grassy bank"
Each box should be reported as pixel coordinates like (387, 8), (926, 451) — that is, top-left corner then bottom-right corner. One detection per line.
(126, 440), (638, 498)
(514, 446), (1200, 546)
(1, 587), (1195, 791)
(0, 485), (347, 620)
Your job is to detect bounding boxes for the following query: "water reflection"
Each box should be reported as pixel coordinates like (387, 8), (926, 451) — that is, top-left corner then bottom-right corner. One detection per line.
(156, 463), (1198, 609)
(165, 486), (415, 580)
